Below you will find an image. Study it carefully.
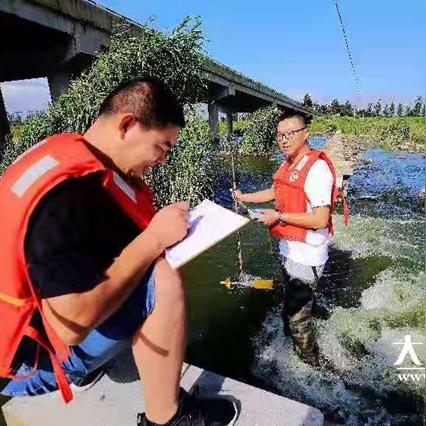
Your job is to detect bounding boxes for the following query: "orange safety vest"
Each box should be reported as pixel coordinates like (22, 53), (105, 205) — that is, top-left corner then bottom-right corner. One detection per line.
(270, 149), (349, 242)
(0, 133), (155, 403)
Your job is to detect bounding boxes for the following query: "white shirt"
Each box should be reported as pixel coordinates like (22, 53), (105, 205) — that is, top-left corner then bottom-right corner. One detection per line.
(278, 159), (333, 266)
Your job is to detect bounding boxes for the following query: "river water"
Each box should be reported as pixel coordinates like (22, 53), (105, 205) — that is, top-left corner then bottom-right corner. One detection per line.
(183, 137), (425, 425)
(0, 137), (424, 425)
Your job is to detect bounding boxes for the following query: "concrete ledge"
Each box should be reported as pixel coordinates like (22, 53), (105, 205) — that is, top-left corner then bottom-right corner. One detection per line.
(2, 360), (323, 426)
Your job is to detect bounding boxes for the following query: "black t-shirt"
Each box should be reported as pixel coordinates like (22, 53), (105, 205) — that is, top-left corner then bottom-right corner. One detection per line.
(24, 173), (141, 298)
(0, 173), (142, 387)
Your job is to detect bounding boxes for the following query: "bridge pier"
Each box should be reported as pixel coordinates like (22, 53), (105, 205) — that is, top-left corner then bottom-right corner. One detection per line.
(225, 111), (233, 139)
(0, 86), (10, 152)
(48, 68), (72, 102)
(208, 101), (219, 135)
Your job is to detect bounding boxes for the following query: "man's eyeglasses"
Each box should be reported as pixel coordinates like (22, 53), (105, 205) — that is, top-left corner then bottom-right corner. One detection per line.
(277, 126), (307, 142)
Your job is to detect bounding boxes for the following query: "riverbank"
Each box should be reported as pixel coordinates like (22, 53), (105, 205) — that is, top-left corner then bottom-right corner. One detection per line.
(309, 116), (424, 152)
(218, 116), (424, 153)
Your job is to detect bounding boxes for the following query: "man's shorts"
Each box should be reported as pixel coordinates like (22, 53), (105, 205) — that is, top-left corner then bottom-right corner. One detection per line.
(1, 264), (156, 397)
(281, 256), (325, 288)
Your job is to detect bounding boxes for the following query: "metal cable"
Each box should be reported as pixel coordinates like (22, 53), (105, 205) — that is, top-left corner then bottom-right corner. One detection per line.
(333, 0), (363, 109)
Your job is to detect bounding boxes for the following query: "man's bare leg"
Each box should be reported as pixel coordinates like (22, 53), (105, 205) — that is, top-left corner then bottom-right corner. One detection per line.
(132, 257), (186, 424)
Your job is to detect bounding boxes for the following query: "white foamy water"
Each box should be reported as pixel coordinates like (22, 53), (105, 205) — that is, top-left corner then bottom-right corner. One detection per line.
(332, 213), (424, 267)
(251, 211), (425, 424)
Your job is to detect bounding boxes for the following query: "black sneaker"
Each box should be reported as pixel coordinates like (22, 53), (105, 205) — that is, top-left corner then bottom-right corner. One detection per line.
(137, 388), (238, 426)
(70, 368), (104, 392)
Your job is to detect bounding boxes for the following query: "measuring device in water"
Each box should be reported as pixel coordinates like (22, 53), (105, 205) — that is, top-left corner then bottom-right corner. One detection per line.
(220, 140), (274, 291)
(220, 276), (274, 290)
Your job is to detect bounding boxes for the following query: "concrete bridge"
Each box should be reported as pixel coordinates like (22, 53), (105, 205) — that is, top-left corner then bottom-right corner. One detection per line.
(0, 0), (315, 145)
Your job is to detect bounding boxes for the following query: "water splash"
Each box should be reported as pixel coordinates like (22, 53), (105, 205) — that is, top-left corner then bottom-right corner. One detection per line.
(250, 152), (425, 423)
(211, 146), (425, 424)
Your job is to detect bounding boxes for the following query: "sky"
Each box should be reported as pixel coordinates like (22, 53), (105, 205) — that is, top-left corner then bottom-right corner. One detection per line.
(2, 0), (425, 114)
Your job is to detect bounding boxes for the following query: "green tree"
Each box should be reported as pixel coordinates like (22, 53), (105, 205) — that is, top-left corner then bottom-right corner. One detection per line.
(330, 99), (341, 115)
(342, 100), (353, 116)
(397, 103), (404, 116)
(7, 111), (23, 126)
(374, 99), (382, 116)
(405, 105), (412, 116)
(412, 96), (424, 116)
(389, 102), (395, 117)
(383, 103), (390, 117)
(317, 104), (329, 115)
(303, 93), (313, 109)
(365, 103), (373, 117)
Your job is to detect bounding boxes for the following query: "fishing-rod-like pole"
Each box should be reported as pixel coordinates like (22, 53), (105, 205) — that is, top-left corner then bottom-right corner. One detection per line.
(228, 135), (244, 276)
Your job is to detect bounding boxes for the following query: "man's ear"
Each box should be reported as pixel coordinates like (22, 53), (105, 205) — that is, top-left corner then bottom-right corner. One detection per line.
(118, 114), (138, 139)
(304, 128), (310, 139)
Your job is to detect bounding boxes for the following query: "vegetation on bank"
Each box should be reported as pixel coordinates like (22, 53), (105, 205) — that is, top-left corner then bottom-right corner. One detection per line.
(216, 113), (424, 153)
(1, 18), (219, 208)
(218, 119), (248, 137)
(309, 116), (424, 151)
(236, 106), (282, 156)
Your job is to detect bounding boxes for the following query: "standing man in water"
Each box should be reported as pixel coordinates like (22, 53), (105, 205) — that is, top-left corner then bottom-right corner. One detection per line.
(0, 77), (238, 426)
(232, 112), (347, 365)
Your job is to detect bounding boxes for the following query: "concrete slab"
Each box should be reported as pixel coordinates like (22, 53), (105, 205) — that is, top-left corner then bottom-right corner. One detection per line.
(3, 356), (323, 426)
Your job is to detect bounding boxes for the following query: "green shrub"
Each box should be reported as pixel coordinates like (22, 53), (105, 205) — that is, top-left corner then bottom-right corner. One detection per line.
(0, 18), (220, 207)
(239, 106), (281, 156)
(146, 109), (217, 208)
(218, 119), (249, 137)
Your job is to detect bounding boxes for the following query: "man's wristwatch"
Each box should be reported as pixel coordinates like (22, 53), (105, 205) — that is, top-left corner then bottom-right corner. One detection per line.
(277, 212), (286, 223)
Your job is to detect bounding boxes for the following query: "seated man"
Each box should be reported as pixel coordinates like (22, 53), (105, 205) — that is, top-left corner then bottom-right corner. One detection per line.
(0, 77), (238, 426)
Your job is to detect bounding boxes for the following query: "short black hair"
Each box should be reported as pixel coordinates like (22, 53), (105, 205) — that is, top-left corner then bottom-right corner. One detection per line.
(277, 112), (312, 127)
(99, 76), (185, 128)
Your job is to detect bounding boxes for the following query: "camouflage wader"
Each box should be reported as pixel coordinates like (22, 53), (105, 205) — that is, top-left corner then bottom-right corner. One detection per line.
(280, 257), (324, 364)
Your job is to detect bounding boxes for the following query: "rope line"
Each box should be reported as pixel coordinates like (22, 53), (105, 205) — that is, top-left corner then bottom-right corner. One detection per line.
(333, 0), (363, 109)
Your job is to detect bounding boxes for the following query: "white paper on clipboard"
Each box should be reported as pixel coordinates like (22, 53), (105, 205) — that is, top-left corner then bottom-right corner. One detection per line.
(165, 199), (249, 269)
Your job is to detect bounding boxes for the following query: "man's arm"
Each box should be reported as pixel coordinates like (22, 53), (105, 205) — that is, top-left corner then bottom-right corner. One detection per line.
(231, 187), (275, 203)
(42, 203), (188, 346)
(258, 160), (333, 228)
(258, 207), (330, 229)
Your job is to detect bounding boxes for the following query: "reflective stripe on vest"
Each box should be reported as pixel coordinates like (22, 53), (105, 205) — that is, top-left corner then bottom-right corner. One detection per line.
(112, 171), (137, 203)
(12, 155), (59, 197)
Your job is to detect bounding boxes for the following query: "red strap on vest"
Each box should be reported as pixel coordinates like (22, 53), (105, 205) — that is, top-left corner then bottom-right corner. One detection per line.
(340, 188), (350, 226)
(25, 326), (73, 403)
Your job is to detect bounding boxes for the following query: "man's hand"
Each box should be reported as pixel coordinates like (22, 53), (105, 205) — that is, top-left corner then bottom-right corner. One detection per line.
(146, 201), (190, 249)
(230, 187), (275, 204)
(257, 209), (279, 226)
(230, 188), (244, 201)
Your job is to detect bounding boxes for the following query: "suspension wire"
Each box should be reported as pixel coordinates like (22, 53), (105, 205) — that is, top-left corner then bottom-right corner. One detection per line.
(333, 0), (363, 112)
